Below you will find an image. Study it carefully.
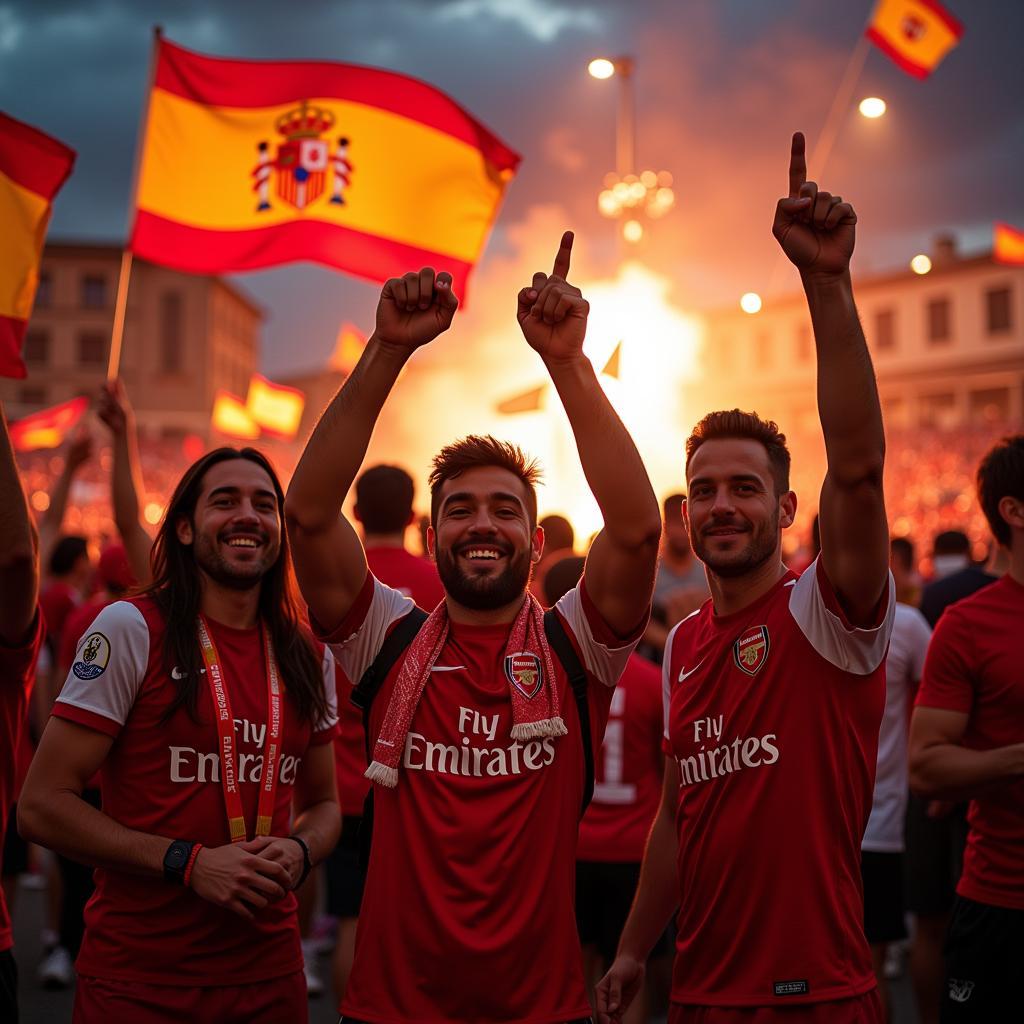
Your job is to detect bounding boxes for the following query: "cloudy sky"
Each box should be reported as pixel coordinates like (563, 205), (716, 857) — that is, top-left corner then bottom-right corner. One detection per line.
(2, 0), (1021, 381)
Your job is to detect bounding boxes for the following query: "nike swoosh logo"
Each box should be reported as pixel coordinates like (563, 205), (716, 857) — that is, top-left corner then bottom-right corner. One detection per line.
(678, 659), (705, 683)
(171, 666), (207, 680)
(431, 665), (467, 672)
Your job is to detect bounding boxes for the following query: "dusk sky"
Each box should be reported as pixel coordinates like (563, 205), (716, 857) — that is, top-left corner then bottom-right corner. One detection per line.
(2, 0), (1021, 378)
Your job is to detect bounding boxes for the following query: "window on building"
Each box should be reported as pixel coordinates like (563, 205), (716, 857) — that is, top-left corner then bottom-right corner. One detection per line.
(81, 274), (107, 309)
(160, 292), (183, 373)
(755, 332), (772, 370)
(919, 392), (956, 429)
(985, 286), (1012, 334)
(794, 322), (812, 363)
(23, 329), (50, 364)
(19, 386), (47, 405)
(969, 387), (1010, 423)
(35, 272), (53, 309)
(926, 297), (951, 344)
(874, 309), (896, 350)
(77, 331), (106, 366)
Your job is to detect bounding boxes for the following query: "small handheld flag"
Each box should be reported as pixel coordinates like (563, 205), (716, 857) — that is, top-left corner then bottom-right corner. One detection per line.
(866, 0), (963, 79)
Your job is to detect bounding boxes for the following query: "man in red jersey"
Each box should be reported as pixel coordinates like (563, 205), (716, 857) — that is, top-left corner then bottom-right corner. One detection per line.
(598, 132), (894, 1024)
(286, 234), (662, 1024)
(19, 447), (341, 1024)
(909, 435), (1024, 1022)
(0, 401), (45, 1024)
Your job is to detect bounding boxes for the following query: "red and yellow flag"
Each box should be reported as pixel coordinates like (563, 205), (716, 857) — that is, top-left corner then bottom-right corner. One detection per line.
(10, 397), (89, 452)
(866, 0), (963, 79)
(211, 391), (260, 440)
(0, 112), (75, 379)
(994, 222), (1024, 266)
(329, 323), (367, 375)
(129, 38), (520, 297)
(245, 374), (305, 439)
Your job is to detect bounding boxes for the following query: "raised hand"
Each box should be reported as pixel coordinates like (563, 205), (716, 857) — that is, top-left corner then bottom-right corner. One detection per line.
(374, 267), (459, 352)
(516, 231), (590, 362)
(772, 132), (857, 277)
(96, 378), (134, 437)
(65, 423), (93, 472)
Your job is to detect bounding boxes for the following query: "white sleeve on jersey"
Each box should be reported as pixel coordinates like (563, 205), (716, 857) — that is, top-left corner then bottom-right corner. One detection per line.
(788, 556), (895, 675)
(905, 605), (932, 683)
(316, 645), (340, 733)
(57, 600), (150, 727)
(661, 619), (686, 742)
(554, 583), (641, 689)
(325, 578), (415, 685)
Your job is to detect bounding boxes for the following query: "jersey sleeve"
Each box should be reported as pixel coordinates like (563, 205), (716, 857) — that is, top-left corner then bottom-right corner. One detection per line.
(313, 572), (415, 685)
(916, 606), (975, 715)
(53, 601), (150, 738)
(661, 620), (684, 747)
(554, 579), (644, 689)
(310, 644), (340, 744)
(788, 557), (895, 675)
(906, 607), (932, 684)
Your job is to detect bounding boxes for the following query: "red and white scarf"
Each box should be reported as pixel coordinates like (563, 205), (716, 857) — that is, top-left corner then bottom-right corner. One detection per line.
(365, 593), (567, 788)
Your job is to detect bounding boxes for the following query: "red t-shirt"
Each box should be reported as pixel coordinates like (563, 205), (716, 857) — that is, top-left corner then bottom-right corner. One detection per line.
(319, 574), (641, 1024)
(333, 664), (368, 818)
(40, 580), (78, 648)
(577, 652), (663, 863)
(663, 559), (893, 1008)
(915, 573), (1024, 910)
(0, 612), (43, 952)
(53, 595), (338, 985)
(365, 545), (444, 610)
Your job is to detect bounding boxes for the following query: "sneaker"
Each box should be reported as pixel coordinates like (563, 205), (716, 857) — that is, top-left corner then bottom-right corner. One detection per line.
(38, 945), (74, 989)
(301, 941), (324, 998)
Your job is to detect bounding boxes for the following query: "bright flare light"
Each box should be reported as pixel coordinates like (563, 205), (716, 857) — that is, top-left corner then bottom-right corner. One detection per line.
(588, 58), (615, 80)
(622, 219), (644, 243)
(859, 97), (886, 119)
(144, 502), (164, 525)
(911, 254), (932, 275)
(740, 292), (762, 314)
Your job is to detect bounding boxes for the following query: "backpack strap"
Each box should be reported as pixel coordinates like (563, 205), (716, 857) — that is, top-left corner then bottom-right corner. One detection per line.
(543, 608), (594, 818)
(350, 605), (428, 872)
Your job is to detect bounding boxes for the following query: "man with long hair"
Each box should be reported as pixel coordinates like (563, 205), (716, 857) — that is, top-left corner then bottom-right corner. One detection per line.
(0, 401), (44, 1024)
(597, 133), (895, 1023)
(19, 447), (340, 1023)
(286, 233), (662, 1023)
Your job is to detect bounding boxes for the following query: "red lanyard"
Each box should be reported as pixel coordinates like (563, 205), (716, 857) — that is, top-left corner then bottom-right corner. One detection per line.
(196, 615), (283, 843)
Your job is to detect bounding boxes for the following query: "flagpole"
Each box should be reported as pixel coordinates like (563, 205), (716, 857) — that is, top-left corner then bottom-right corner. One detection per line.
(107, 24), (163, 381)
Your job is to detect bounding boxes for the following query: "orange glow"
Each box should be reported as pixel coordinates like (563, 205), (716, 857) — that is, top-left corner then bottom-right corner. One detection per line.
(910, 254), (932, 275)
(622, 219), (644, 243)
(858, 97), (886, 118)
(740, 292), (762, 314)
(211, 391), (260, 439)
(144, 501), (164, 525)
(31, 491), (49, 512)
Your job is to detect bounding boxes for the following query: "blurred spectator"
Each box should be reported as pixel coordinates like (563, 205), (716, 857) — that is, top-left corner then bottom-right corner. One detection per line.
(530, 513), (576, 601)
(890, 536), (920, 606)
(919, 530), (997, 629)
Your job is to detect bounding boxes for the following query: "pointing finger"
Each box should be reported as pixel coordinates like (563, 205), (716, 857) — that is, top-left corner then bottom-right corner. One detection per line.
(551, 230), (574, 279)
(788, 131), (806, 199)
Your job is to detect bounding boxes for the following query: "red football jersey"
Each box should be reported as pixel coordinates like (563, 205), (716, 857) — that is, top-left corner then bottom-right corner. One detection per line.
(0, 612), (43, 952)
(915, 573), (1024, 910)
(40, 580), (78, 647)
(366, 545), (444, 610)
(319, 575), (640, 1023)
(333, 663), (369, 818)
(577, 652), (663, 863)
(663, 560), (893, 1007)
(53, 596), (338, 985)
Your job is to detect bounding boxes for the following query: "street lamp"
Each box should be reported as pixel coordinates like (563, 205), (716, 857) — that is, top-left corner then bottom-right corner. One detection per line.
(589, 55), (673, 243)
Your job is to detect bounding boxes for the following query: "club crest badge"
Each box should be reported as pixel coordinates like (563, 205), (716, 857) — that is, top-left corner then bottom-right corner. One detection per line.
(504, 652), (543, 699)
(733, 625), (770, 676)
(72, 632), (110, 680)
(252, 100), (353, 212)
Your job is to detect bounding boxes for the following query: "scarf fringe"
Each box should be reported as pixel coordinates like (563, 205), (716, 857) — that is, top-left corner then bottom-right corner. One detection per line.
(510, 716), (568, 741)
(365, 760), (399, 788)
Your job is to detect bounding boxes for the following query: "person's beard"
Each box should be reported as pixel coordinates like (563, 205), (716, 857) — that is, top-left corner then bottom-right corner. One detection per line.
(435, 540), (532, 611)
(193, 528), (278, 591)
(691, 510), (779, 579)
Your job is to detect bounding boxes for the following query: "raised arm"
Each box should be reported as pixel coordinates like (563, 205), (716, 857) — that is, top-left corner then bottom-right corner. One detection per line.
(772, 132), (887, 624)
(38, 423), (92, 571)
(285, 269), (458, 632)
(516, 232), (660, 635)
(0, 400), (39, 644)
(96, 379), (152, 586)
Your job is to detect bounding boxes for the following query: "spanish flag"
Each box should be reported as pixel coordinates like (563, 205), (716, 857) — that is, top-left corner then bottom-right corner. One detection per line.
(245, 374), (305, 439)
(994, 223), (1024, 266)
(329, 323), (367, 375)
(866, 0), (963, 79)
(0, 112), (75, 379)
(9, 397), (89, 452)
(129, 38), (520, 297)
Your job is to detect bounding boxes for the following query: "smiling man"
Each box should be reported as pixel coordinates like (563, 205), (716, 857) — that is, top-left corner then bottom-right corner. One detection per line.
(285, 233), (661, 1023)
(597, 133), (895, 1024)
(19, 448), (340, 1024)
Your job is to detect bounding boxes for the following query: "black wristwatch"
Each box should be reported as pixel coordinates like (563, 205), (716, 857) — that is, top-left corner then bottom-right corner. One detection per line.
(163, 839), (196, 885)
(287, 834), (312, 888)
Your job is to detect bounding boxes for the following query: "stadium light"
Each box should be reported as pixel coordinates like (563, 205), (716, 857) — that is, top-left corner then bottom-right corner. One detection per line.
(859, 97), (887, 119)
(740, 292), (762, 314)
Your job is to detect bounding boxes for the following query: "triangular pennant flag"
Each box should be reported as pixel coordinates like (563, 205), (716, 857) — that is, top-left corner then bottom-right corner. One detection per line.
(496, 385), (546, 415)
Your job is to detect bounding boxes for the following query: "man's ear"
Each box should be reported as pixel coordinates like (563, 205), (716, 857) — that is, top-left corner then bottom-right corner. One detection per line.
(998, 496), (1024, 533)
(426, 524), (436, 561)
(779, 490), (798, 530)
(176, 517), (194, 546)
(532, 525), (545, 566)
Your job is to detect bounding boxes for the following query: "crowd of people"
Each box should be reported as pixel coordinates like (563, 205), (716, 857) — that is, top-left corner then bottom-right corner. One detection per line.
(0, 133), (1020, 1024)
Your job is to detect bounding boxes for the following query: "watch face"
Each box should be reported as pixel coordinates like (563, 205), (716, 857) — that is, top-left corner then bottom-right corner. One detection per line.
(166, 845), (188, 869)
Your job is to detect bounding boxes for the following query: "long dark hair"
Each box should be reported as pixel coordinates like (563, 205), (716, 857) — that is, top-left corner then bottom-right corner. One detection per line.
(142, 447), (328, 726)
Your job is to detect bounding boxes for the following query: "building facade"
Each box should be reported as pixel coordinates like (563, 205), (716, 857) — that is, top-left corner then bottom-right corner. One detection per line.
(0, 242), (263, 439)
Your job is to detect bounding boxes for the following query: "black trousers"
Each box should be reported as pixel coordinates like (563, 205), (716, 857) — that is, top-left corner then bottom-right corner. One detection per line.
(0, 949), (18, 1024)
